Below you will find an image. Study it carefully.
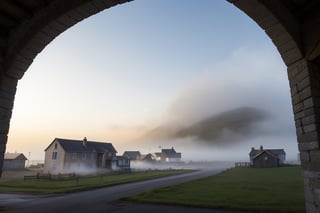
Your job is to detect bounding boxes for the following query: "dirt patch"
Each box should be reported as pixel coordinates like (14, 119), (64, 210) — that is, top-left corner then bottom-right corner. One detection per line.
(1, 169), (43, 182)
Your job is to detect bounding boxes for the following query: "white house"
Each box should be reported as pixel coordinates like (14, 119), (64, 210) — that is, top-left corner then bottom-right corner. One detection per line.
(3, 153), (27, 170)
(44, 137), (130, 174)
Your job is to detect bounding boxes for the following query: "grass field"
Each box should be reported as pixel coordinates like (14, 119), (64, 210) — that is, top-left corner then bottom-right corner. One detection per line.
(0, 169), (192, 194)
(123, 166), (305, 213)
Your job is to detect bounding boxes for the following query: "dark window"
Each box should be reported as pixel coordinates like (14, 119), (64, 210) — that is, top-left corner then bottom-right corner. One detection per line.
(52, 152), (57, 160)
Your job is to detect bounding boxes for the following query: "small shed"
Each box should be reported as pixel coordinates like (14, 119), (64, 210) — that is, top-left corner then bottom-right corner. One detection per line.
(252, 151), (279, 168)
(3, 153), (27, 170)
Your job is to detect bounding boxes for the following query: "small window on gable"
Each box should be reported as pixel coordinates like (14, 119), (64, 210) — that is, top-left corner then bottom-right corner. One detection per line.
(54, 143), (57, 149)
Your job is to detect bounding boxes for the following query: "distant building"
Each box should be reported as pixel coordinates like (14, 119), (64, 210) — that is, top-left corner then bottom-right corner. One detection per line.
(249, 146), (286, 168)
(3, 153), (27, 170)
(123, 151), (142, 161)
(44, 137), (130, 174)
(142, 153), (157, 163)
(161, 147), (182, 162)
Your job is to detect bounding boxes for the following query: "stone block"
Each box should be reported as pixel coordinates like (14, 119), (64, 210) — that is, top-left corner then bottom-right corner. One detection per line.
(296, 127), (304, 135)
(281, 47), (303, 66)
(300, 87), (312, 101)
(310, 150), (320, 163)
(0, 97), (14, 110)
(292, 93), (301, 105)
(295, 118), (303, 128)
(300, 151), (311, 162)
(304, 186), (314, 203)
(0, 108), (12, 120)
(302, 115), (317, 126)
(304, 124), (318, 133)
(302, 162), (320, 171)
(298, 76), (311, 91)
(305, 201), (317, 213)
(305, 177), (311, 187)
(0, 119), (10, 134)
(299, 141), (320, 151)
(293, 102), (304, 113)
(298, 131), (319, 143)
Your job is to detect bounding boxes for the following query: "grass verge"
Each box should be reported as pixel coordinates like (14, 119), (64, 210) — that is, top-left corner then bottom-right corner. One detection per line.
(122, 166), (305, 213)
(0, 169), (193, 194)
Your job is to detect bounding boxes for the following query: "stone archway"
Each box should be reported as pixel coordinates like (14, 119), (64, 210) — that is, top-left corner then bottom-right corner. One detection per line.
(0, 0), (319, 212)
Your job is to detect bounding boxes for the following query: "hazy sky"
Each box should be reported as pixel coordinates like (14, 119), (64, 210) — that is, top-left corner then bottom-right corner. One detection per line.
(7, 0), (298, 162)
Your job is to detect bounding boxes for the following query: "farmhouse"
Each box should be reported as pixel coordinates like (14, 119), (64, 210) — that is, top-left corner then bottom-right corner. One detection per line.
(44, 137), (130, 174)
(3, 153), (27, 170)
(249, 146), (286, 168)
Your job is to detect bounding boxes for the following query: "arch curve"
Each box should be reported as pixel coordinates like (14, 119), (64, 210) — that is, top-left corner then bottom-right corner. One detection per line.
(0, 1), (320, 212)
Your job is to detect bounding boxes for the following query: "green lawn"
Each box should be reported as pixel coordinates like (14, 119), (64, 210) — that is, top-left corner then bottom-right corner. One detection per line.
(0, 169), (192, 194)
(123, 167), (305, 213)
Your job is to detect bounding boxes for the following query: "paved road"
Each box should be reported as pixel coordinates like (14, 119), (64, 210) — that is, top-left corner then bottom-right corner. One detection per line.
(0, 168), (251, 213)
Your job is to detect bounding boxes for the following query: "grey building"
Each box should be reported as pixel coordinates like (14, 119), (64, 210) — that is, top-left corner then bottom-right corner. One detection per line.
(3, 153), (27, 170)
(249, 146), (286, 168)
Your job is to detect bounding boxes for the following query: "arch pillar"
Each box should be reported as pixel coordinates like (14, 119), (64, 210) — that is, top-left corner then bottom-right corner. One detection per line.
(288, 58), (320, 212)
(0, 74), (18, 177)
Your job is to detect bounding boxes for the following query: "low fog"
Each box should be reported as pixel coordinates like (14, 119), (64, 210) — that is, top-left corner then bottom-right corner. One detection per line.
(130, 47), (298, 162)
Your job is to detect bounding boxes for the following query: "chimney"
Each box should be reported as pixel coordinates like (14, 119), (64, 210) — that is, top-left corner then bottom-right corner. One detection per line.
(251, 147), (254, 151)
(260, 145), (263, 150)
(83, 137), (87, 148)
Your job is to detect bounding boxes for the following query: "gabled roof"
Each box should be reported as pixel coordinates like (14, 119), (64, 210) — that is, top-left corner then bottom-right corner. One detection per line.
(123, 151), (141, 160)
(252, 150), (279, 160)
(155, 152), (163, 158)
(250, 148), (285, 157)
(4, 153), (27, 160)
(162, 148), (181, 158)
(45, 138), (117, 153)
(115, 155), (130, 160)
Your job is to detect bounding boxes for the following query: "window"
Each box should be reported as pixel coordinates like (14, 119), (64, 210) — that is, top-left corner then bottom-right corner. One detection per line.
(264, 156), (268, 160)
(91, 153), (95, 160)
(52, 152), (57, 160)
(54, 143), (57, 149)
(72, 153), (77, 160)
(82, 152), (86, 160)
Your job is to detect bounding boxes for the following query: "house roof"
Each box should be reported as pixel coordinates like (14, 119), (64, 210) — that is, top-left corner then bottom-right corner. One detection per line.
(155, 152), (163, 158)
(123, 151), (141, 159)
(45, 138), (117, 153)
(115, 155), (130, 160)
(252, 150), (279, 160)
(250, 149), (285, 157)
(4, 153), (27, 160)
(162, 148), (181, 158)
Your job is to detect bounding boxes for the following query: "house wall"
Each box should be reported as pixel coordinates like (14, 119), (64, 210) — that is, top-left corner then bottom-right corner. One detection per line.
(278, 154), (286, 164)
(44, 140), (66, 174)
(3, 159), (25, 170)
(253, 152), (279, 168)
(166, 157), (181, 163)
(63, 152), (97, 173)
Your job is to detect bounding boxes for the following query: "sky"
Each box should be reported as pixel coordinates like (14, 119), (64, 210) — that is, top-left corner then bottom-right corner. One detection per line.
(7, 0), (298, 162)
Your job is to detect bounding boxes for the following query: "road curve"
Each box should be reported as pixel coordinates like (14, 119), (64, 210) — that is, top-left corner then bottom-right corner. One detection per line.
(0, 168), (244, 213)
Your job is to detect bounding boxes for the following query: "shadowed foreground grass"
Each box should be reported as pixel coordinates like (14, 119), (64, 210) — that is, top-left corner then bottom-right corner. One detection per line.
(0, 169), (192, 194)
(123, 167), (305, 213)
